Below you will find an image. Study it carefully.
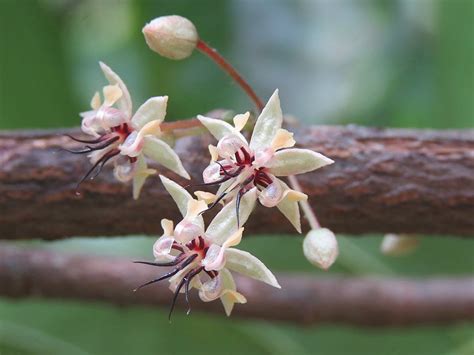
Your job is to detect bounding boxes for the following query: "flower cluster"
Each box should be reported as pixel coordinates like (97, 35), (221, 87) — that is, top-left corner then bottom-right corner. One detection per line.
(134, 176), (279, 317)
(69, 62), (189, 199)
(197, 89), (333, 232)
(71, 15), (337, 319)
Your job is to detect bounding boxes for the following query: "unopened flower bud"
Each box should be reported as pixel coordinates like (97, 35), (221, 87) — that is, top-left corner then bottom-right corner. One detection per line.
(380, 234), (419, 256)
(143, 15), (198, 60)
(303, 228), (339, 270)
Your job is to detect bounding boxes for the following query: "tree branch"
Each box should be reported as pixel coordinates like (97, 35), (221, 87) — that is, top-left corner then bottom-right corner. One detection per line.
(1, 123), (473, 239)
(0, 245), (472, 326)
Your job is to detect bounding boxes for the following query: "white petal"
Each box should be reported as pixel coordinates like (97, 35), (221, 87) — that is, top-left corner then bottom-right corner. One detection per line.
(275, 180), (307, 233)
(249, 89), (282, 152)
(222, 227), (244, 248)
(99, 107), (128, 128)
(197, 269), (246, 315)
(120, 131), (144, 157)
(197, 115), (247, 144)
(253, 147), (274, 167)
(276, 197), (301, 233)
(269, 148), (334, 176)
(103, 84), (122, 107)
(132, 155), (156, 200)
(174, 219), (204, 244)
(99, 61), (132, 117)
(217, 135), (247, 159)
(131, 96), (168, 130)
(202, 162), (222, 184)
(113, 158), (134, 182)
(198, 275), (223, 301)
(205, 188), (257, 245)
(90, 92), (101, 110)
(143, 136), (190, 179)
(258, 177), (284, 208)
(160, 175), (199, 217)
(80, 111), (102, 137)
(161, 218), (174, 236)
(201, 244), (226, 271)
(160, 176), (205, 231)
(271, 129), (295, 150)
(120, 120), (161, 157)
(221, 289), (246, 316)
(233, 112), (250, 131)
(185, 199), (208, 219)
(153, 235), (175, 262)
(208, 144), (219, 162)
(225, 248), (280, 288)
(219, 268), (246, 316)
(202, 228), (244, 271)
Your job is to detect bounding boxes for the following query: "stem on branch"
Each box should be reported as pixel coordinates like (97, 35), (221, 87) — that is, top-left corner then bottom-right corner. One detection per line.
(197, 39), (264, 112)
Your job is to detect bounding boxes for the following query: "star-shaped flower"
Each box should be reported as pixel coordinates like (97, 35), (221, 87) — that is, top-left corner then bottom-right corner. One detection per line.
(134, 175), (280, 318)
(69, 62), (189, 199)
(197, 90), (334, 232)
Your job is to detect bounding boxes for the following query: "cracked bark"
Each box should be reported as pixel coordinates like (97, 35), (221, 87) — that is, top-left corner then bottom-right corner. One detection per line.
(0, 124), (473, 240)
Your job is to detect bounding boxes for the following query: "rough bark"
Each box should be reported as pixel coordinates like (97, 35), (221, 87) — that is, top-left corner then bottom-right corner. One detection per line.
(0, 246), (472, 326)
(0, 124), (473, 240)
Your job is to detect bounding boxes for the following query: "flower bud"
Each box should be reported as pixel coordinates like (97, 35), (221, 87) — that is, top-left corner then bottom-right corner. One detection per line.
(143, 15), (198, 60)
(380, 234), (419, 256)
(303, 228), (339, 270)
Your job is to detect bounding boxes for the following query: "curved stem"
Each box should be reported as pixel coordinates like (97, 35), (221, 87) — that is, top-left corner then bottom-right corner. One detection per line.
(288, 175), (320, 230)
(197, 39), (264, 112)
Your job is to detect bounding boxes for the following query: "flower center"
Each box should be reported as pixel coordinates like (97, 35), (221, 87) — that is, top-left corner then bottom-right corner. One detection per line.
(134, 235), (218, 320)
(234, 146), (254, 167)
(219, 146), (273, 190)
(111, 122), (133, 141)
(66, 123), (136, 190)
(184, 236), (208, 260)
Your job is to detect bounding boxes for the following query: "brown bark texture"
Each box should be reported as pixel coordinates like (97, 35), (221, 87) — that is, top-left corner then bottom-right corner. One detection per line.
(0, 245), (472, 326)
(0, 124), (473, 240)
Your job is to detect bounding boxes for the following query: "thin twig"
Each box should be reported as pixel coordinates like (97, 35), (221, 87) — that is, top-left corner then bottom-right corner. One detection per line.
(0, 246), (472, 326)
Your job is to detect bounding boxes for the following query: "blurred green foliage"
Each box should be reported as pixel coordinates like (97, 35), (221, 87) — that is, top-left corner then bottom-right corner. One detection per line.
(0, 0), (473, 354)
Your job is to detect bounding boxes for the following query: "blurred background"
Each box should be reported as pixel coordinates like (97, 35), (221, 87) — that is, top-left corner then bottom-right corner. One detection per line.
(0, 0), (473, 354)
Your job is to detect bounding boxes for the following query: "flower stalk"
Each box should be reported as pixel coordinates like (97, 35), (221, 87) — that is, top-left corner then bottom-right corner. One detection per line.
(287, 175), (320, 230)
(160, 118), (202, 132)
(196, 39), (264, 112)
